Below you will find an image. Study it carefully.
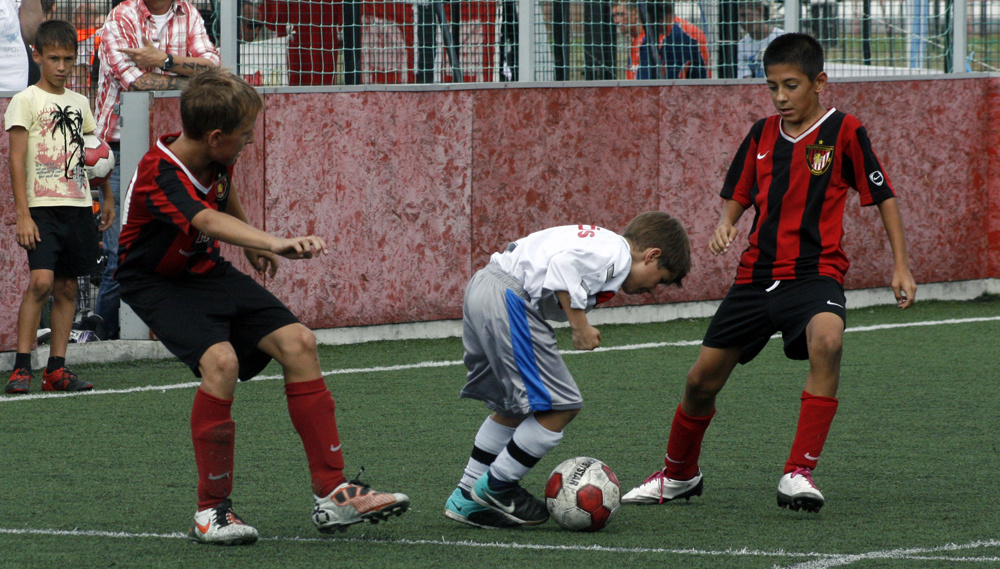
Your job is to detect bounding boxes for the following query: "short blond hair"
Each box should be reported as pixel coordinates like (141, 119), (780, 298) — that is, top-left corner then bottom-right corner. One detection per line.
(180, 68), (263, 140)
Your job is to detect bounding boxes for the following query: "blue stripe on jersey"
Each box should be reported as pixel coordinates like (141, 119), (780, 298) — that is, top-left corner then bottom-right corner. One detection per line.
(504, 289), (552, 411)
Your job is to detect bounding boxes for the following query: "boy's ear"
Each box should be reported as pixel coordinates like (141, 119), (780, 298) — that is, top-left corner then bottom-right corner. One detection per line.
(814, 71), (828, 93)
(644, 247), (662, 264)
(31, 47), (41, 65)
(205, 129), (224, 147)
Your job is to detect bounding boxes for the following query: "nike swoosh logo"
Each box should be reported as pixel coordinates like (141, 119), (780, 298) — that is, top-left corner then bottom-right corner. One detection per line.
(330, 443), (342, 452)
(757, 151), (770, 159)
(207, 472), (230, 481)
(826, 300), (844, 309)
(665, 453), (684, 464)
(485, 494), (516, 514)
(195, 521), (211, 534)
(804, 453), (820, 461)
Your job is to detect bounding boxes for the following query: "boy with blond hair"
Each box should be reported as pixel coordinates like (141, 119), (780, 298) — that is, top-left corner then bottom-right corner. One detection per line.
(116, 68), (409, 545)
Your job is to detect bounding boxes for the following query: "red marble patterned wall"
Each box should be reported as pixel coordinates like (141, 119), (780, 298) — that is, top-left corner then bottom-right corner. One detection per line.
(0, 78), (995, 348)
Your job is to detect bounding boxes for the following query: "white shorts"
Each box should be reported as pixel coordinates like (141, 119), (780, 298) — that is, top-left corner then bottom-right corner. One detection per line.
(459, 263), (583, 417)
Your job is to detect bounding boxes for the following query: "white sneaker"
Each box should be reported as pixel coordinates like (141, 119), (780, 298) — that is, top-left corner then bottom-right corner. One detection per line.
(188, 500), (259, 545)
(777, 467), (825, 513)
(312, 482), (410, 533)
(621, 468), (704, 505)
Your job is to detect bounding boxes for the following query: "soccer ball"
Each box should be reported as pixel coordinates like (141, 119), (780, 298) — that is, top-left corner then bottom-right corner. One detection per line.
(544, 456), (621, 532)
(83, 134), (115, 187)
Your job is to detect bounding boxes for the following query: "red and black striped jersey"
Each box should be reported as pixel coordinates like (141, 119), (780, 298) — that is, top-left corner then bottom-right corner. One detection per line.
(117, 134), (233, 280)
(721, 109), (896, 285)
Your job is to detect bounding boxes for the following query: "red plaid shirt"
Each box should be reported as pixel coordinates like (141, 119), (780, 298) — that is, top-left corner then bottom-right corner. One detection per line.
(95, 0), (220, 142)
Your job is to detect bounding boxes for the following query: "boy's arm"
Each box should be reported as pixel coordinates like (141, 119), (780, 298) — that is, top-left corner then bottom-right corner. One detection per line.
(18, 0), (43, 45)
(97, 179), (115, 232)
(876, 197), (917, 309)
(191, 207), (326, 262)
(221, 185), (280, 277)
(710, 198), (745, 256)
(8, 127), (39, 251)
(555, 290), (601, 350)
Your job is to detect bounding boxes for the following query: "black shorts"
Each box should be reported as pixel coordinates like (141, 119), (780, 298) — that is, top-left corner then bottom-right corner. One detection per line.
(703, 276), (847, 364)
(26, 206), (99, 277)
(119, 263), (300, 380)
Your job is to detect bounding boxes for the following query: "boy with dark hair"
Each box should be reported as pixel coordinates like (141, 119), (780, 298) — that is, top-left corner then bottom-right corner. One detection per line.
(622, 33), (917, 513)
(4, 19), (114, 394)
(116, 68), (409, 545)
(445, 212), (690, 528)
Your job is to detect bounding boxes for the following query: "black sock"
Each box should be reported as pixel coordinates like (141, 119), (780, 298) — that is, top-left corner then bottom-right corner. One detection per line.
(46, 356), (65, 373)
(14, 352), (31, 371)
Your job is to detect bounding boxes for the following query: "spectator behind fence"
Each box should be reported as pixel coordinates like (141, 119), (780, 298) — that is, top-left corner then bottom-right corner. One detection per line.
(93, 0), (220, 340)
(1, 0), (44, 91)
(4, 20), (115, 395)
(550, 0), (617, 80)
(737, 1), (783, 78)
(612, 1), (643, 80)
(655, 1), (710, 79)
(258, 0), (345, 86)
(627, 1), (709, 80)
(70, 1), (102, 99)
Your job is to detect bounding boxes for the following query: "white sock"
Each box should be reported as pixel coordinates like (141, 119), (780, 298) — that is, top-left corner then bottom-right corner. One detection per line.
(490, 415), (563, 484)
(458, 416), (516, 492)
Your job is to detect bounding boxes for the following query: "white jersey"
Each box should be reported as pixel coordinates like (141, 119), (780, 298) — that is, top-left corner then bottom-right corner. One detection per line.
(0, 0), (28, 91)
(490, 224), (632, 321)
(737, 27), (784, 79)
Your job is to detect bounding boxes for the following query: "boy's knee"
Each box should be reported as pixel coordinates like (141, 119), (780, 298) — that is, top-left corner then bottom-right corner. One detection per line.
(280, 324), (317, 357)
(26, 275), (54, 300)
(199, 344), (240, 380)
(808, 328), (843, 359)
(685, 367), (724, 400)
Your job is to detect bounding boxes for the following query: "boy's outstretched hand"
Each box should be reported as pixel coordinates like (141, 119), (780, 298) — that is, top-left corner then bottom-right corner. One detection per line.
(244, 248), (280, 278)
(571, 324), (602, 351)
(709, 223), (739, 256)
(893, 267), (917, 309)
(272, 235), (327, 260)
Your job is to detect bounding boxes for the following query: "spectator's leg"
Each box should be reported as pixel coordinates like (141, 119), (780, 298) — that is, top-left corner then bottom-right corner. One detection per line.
(343, 0), (362, 85)
(416, 4), (436, 83)
(95, 147), (121, 340)
(583, 0), (616, 80)
(552, 0), (570, 80)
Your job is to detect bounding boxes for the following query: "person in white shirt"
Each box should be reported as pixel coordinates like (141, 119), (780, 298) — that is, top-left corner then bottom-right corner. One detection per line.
(444, 212), (691, 529)
(0, 0), (43, 91)
(737, 1), (784, 78)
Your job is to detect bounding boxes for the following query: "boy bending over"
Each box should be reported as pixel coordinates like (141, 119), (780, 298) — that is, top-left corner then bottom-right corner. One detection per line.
(445, 212), (690, 528)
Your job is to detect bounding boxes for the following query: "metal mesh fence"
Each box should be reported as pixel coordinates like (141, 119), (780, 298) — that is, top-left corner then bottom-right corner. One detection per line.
(35, 0), (1000, 87)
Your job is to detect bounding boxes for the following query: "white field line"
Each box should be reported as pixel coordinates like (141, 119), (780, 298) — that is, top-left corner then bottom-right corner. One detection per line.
(2, 316), (998, 405)
(0, 527), (998, 566)
(777, 539), (1000, 569)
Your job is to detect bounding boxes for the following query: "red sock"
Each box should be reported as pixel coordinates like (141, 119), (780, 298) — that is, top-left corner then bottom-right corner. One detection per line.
(191, 388), (235, 510)
(664, 404), (715, 480)
(286, 378), (346, 496)
(784, 391), (839, 473)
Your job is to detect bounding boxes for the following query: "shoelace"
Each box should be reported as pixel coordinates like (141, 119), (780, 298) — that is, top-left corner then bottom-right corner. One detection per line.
(789, 467), (817, 488)
(643, 468), (669, 504)
(348, 466), (369, 489)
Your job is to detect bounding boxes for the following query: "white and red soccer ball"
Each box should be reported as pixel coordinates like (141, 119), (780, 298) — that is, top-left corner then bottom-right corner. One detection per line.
(544, 456), (621, 532)
(83, 134), (115, 187)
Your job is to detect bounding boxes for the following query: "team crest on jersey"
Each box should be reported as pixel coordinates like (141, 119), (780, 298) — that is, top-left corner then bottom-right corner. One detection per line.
(805, 142), (835, 176)
(214, 172), (230, 203)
